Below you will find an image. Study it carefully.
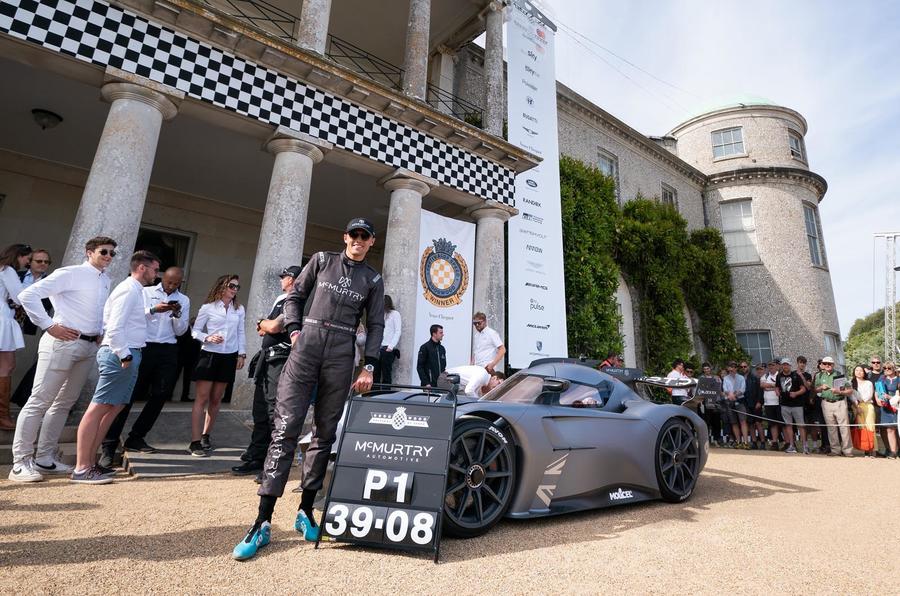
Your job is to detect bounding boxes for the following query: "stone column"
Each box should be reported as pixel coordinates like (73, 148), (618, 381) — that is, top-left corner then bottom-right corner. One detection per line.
(294, 0), (332, 54)
(401, 0), (431, 100)
(429, 45), (457, 116)
(377, 170), (435, 385)
(482, 0), (506, 136)
(465, 200), (514, 368)
(234, 127), (331, 408)
(62, 68), (183, 284)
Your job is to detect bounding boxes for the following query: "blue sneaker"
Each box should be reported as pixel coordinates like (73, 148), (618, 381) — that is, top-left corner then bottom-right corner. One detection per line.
(232, 521), (271, 561)
(294, 510), (320, 541)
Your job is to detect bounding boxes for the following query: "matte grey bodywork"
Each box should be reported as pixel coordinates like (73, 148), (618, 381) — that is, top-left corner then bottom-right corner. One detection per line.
(459, 363), (709, 518)
(305, 362), (709, 519)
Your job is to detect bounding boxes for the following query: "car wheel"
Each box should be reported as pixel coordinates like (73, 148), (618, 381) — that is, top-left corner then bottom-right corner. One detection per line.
(655, 418), (700, 503)
(443, 417), (516, 538)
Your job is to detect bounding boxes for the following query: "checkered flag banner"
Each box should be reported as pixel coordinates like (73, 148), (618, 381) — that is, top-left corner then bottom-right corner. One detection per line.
(0, 0), (516, 204)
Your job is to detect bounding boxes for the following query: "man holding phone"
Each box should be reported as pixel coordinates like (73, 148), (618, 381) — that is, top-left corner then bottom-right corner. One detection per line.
(100, 267), (190, 464)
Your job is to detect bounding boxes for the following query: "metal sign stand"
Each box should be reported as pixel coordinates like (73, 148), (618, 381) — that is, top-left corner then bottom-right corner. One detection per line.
(315, 384), (457, 563)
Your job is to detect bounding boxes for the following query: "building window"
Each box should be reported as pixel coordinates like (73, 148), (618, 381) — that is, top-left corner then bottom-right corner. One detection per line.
(803, 205), (823, 266)
(597, 149), (620, 204)
(660, 183), (677, 207)
(711, 127), (745, 158)
(135, 225), (195, 287)
(720, 199), (759, 264)
(737, 331), (773, 365)
(824, 333), (845, 369)
(789, 131), (806, 161)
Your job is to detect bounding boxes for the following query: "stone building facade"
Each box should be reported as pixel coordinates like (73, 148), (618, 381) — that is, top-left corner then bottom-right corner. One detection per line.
(454, 42), (842, 369)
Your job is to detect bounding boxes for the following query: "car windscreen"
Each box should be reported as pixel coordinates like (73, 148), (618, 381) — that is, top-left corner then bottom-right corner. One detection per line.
(480, 372), (545, 404)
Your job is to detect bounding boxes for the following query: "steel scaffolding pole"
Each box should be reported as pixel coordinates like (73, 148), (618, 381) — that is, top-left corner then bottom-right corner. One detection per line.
(875, 233), (899, 363)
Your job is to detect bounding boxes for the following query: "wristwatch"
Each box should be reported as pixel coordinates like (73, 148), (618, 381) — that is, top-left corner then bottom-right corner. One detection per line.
(363, 364), (375, 373)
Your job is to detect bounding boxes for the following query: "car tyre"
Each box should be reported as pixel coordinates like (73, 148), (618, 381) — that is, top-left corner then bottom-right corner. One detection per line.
(443, 416), (516, 538)
(655, 418), (700, 503)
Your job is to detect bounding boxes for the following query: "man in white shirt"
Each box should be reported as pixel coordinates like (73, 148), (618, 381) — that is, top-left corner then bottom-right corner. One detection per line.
(9, 236), (115, 483)
(471, 312), (505, 373)
(100, 267), (189, 463)
(71, 251), (160, 485)
(445, 365), (504, 396)
(760, 360), (782, 449)
(666, 359), (690, 404)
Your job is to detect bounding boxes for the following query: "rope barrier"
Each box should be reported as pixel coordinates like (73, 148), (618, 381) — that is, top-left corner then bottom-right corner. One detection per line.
(678, 399), (900, 428)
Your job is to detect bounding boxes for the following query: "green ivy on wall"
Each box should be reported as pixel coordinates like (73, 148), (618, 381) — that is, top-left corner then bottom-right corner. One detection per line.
(559, 155), (623, 359)
(558, 156), (745, 374)
(616, 198), (694, 373)
(683, 228), (747, 365)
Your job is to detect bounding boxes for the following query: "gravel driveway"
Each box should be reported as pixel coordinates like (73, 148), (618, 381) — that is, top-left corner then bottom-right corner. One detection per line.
(2, 451), (897, 594)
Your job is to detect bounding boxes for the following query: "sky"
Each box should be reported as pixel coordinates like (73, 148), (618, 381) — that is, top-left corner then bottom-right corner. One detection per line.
(532, 0), (900, 338)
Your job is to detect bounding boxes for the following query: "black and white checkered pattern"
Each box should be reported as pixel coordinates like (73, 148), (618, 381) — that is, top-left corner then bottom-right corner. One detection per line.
(0, 0), (516, 204)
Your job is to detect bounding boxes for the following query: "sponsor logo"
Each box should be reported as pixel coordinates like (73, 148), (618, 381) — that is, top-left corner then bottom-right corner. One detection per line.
(609, 488), (634, 501)
(369, 406), (429, 430)
(529, 298), (545, 311)
(535, 453), (568, 506)
(526, 260), (543, 270)
(318, 280), (363, 302)
(522, 197), (542, 208)
(419, 238), (469, 308)
(488, 426), (508, 444)
(522, 212), (544, 224)
(525, 244), (543, 254)
(526, 282), (548, 291)
(527, 323), (550, 330)
(527, 50), (538, 61)
(521, 79), (538, 91)
(536, 27), (546, 41)
(524, 65), (539, 77)
(522, 112), (538, 123)
(520, 228), (548, 240)
(525, 179), (538, 188)
(354, 440), (433, 463)
(526, 96), (535, 106)
(536, 340), (543, 351)
(522, 126), (539, 137)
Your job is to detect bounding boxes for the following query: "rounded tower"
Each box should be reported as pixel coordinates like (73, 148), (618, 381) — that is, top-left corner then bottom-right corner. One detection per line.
(668, 101), (842, 367)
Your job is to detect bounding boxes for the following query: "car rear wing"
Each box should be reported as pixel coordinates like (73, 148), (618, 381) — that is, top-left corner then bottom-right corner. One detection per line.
(635, 376), (698, 390)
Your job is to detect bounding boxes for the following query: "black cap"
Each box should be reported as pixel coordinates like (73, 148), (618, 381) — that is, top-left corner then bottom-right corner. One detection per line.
(345, 218), (375, 236)
(279, 266), (302, 278)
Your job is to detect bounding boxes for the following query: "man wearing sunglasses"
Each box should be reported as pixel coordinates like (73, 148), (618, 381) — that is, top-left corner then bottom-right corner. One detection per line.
(9, 236), (116, 482)
(232, 265), (301, 477)
(233, 218), (385, 560)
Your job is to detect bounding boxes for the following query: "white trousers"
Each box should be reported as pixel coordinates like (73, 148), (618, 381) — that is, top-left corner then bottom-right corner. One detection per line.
(11, 334), (97, 463)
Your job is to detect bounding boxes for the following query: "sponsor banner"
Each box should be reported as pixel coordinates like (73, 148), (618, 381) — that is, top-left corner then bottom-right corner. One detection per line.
(412, 210), (476, 382)
(507, 0), (568, 368)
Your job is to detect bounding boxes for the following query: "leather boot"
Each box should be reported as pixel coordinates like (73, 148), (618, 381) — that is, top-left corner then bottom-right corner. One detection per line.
(0, 377), (16, 430)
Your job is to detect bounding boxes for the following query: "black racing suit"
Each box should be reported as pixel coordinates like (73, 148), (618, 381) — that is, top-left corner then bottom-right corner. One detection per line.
(259, 251), (384, 498)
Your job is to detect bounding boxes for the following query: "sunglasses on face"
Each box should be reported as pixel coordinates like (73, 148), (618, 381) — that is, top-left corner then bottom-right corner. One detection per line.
(348, 230), (372, 241)
(97, 249), (117, 257)
(227, 283), (241, 291)
(32, 259), (51, 264)
(871, 361), (881, 365)
(472, 320), (485, 326)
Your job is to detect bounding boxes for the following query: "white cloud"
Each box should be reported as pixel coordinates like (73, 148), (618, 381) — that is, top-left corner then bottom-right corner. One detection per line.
(544, 0), (900, 336)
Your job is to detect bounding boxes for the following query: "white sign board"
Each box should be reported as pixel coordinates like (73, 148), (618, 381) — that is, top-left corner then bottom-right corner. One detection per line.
(506, 0), (567, 368)
(409, 210), (477, 383)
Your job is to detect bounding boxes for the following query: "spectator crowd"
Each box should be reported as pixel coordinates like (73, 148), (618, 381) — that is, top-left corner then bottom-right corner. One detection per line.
(666, 355), (900, 458)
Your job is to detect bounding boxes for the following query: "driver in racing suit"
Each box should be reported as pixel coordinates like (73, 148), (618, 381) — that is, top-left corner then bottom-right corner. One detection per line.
(232, 217), (384, 560)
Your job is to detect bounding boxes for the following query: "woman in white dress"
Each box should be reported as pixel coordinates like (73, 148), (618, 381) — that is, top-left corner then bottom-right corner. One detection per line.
(0, 243), (33, 430)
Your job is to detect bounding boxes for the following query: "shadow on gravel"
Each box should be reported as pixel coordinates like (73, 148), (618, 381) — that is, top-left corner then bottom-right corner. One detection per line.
(438, 467), (818, 562)
(0, 523), (55, 535)
(0, 499), (101, 513)
(0, 525), (248, 566)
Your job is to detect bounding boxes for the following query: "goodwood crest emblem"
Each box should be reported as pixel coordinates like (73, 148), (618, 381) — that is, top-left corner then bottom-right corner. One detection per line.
(420, 238), (469, 308)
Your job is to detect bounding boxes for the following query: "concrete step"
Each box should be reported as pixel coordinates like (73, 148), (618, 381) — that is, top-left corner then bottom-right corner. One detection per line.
(1, 426), (78, 465)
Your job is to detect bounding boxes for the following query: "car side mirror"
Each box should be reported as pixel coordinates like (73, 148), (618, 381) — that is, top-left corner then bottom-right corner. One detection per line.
(542, 378), (570, 393)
